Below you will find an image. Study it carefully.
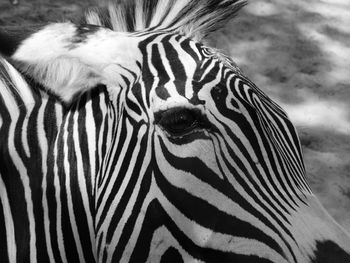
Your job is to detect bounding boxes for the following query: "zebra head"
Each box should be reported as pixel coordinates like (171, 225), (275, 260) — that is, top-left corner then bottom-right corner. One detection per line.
(1, 0), (350, 262)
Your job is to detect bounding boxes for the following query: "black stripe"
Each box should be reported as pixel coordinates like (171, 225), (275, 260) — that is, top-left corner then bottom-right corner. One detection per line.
(151, 43), (171, 100)
(157, 137), (288, 258)
(132, 198), (277, 263)
(108, 125), (151, 262)
(312, 240), (350, 263)
(55, 111), (80, 261)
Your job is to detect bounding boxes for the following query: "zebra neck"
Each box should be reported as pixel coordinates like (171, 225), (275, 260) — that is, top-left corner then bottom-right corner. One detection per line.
(289, 196), (350, 262)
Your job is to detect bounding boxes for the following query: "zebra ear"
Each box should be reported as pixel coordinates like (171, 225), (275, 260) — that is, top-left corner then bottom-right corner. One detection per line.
(0, 23), (140, 104)
(0, 26), (44, 57)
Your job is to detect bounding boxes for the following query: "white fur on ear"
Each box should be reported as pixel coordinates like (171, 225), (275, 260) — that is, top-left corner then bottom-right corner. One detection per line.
(10, 22), (141, 103)
(23, 57), (103, 102)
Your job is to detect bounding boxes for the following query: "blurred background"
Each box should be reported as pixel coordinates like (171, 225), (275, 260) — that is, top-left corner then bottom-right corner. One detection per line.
(1, 0), (350, 231)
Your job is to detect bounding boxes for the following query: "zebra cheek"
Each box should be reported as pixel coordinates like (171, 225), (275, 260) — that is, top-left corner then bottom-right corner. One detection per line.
(154, 133), (220, 189)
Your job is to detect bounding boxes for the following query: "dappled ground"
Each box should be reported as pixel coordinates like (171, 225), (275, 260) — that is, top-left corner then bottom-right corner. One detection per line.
(0, 0), (92, 24)
(1, 0), (350, 231)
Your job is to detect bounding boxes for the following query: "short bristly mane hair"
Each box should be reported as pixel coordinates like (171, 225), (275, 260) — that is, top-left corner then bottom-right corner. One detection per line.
(85, 0), (246, 40)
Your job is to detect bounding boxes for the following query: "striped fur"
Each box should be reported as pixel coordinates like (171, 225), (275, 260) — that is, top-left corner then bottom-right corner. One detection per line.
(1, 1), (350, 262)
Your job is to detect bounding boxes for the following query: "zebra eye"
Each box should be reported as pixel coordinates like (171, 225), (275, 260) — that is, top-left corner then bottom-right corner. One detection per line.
(156, 108), (199, 136)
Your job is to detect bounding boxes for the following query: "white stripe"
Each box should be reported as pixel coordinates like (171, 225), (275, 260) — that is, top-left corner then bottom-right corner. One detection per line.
(155, 184), (289, 263)
(121, 177), (199, 263)
(146, 226), (198, 263)
(169, 35), (197, 100)
(7, 63), (35, 158)
(73, 102), (97, 261)
(0, 175), (17, 263)
(98, 121), (146, 261)
(85, 94), (96, 194)
(154, 134), (296, 260)
(3, 79), (37, 263)
(53, 119), (68, 263)
(96, 113), (131, 211)
(63, 111), (85, 263)
(37, 99), (56, 263)
(108, 124), (151, 263)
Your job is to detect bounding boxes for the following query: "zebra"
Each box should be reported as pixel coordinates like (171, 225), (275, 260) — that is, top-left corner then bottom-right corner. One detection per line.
(0, 0), (349, 262)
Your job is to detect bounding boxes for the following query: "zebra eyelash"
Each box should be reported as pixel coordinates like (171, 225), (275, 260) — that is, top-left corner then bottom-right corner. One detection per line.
(154, 107), (211, 137)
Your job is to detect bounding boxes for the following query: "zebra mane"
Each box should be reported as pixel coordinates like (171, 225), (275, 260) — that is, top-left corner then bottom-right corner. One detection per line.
(85, 0), (246, 40)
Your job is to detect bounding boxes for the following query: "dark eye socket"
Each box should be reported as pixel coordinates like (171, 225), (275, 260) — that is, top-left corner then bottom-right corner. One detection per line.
(155, 108), (201, 136)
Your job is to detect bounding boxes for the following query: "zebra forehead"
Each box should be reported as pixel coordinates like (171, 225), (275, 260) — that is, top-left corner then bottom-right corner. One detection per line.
(144, 44), (236, 88)
(140, 33), (240, 74)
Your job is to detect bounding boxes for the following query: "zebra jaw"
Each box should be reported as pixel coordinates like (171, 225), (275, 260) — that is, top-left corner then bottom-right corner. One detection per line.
(1, 22), (142, 104)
